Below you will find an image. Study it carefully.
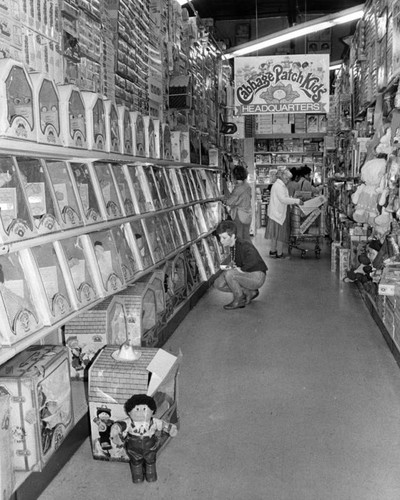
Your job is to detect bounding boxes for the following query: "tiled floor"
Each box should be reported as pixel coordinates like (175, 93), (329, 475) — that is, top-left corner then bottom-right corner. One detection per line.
(37, 232), (400, 500)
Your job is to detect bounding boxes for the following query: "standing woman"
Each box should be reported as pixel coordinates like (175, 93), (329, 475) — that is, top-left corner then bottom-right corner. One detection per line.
(265, 169), (303, 258)
(224, 165), (252, 242)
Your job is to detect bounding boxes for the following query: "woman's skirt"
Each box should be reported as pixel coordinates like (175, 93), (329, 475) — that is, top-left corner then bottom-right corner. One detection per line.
(264, 213), (290, 243)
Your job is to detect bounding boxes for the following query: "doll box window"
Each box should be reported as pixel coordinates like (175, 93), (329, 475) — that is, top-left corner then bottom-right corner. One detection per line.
(20, 243), (74, 325)
(88, 346), (180, 463)
(56, 236), (100, 308)
(0, 345), (74, 471)
(0, 252), (43, 346)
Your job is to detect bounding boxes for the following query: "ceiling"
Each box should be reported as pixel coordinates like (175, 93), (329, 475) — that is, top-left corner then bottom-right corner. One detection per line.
(189, 0), (364, 23)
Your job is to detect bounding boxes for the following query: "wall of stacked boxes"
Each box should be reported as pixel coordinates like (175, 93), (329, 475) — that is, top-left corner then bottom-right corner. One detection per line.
(0, 0), (241, 496)
(327, 0), (400, 365)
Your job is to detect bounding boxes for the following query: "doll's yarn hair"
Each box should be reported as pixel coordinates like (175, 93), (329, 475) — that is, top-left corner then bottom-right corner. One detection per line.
(124, 394), (157, 414)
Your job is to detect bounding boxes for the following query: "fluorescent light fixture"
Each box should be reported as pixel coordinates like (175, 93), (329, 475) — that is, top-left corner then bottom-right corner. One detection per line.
(225, 4), (364, 59)
(176, 0), (188, 5)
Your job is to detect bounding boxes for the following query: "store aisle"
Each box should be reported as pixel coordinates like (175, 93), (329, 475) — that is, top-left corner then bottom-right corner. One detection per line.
(38, 233), (400, 500)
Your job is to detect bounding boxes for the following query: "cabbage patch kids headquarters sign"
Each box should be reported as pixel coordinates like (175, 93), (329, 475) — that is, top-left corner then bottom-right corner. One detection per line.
(234, 55), (330, 115)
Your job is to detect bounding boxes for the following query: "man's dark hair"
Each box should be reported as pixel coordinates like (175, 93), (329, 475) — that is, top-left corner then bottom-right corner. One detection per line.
(216, 220), (237, 236)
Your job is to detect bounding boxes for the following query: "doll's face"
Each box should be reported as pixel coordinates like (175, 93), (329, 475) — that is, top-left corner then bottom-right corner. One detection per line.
(128, 404), (153, 423)
(98, 411), (110, 421)
(367, 247), (378, 262)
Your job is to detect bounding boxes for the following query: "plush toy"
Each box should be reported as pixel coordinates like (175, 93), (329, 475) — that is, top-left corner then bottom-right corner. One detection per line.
(110, 394), (178, 484)
(351, 158), (387, 226)
(344, 240), (382, 286)
(375, 126), (393, 156)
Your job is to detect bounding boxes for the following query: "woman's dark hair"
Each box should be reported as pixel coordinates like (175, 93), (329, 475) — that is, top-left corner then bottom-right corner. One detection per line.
(300, 166), (312, 177)
(233, 165), (248, 181)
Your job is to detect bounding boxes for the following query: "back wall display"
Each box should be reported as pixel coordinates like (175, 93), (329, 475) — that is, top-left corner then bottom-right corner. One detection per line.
(234, 54), (330, 115)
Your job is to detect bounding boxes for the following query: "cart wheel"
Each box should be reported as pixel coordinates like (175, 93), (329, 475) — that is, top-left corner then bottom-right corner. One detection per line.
(301, 250), (307, 258)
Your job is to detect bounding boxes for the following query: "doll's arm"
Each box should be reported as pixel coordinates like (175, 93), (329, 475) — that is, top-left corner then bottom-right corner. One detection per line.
(351, 184), (364, 204)
(110, 421), (126, 446)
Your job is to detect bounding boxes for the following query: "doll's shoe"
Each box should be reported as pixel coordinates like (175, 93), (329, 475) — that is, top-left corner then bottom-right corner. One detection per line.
(269, 251), (277, 256)
(145, 463), (158, 482)
(245, 289), (259, 305)
(130, 462), (144, 483)
(275, 253), (284, 259)
(224, 297), (246, 310)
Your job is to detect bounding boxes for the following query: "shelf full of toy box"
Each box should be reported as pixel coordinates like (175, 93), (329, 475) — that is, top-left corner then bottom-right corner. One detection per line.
(0, 170), (223, 495)
(0, 147), (224, 367)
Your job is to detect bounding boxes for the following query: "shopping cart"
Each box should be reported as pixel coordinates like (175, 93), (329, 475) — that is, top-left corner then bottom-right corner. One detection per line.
(288, 195), (327, 259)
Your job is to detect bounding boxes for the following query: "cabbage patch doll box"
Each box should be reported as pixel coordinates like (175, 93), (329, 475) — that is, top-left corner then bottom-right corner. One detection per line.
(88, 346), (180, 462)
(0, 345), (74, 471)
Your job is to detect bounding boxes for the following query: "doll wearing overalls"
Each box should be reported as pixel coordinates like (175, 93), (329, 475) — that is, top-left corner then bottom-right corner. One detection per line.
(112, 394), (177, 483)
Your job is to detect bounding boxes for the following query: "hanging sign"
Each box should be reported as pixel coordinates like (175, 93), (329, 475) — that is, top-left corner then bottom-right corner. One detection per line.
(234, 55), (330, 115)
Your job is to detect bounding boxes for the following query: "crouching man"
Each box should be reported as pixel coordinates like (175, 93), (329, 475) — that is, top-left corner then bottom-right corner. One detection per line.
(215, 220), (267, 310)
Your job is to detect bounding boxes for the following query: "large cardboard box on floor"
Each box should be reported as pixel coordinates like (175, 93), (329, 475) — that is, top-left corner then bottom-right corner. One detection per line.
(0, 345), (74, 471)
(88, 346), (181, 462)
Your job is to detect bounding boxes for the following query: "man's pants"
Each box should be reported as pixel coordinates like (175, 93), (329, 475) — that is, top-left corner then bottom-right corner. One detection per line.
(214, 269), (266, 300)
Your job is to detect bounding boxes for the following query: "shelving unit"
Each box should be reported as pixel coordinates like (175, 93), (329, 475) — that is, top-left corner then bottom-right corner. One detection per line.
(254, 133), (325, 227)
(0, 127), (224, 498)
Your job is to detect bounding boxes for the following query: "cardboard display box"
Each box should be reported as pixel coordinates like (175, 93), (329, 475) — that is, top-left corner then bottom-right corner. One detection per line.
(88, 346), (181, 462)
(0, 345), (74, 471)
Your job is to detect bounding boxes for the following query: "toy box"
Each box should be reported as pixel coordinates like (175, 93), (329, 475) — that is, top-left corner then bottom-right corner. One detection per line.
(30, 72), (63, 146)
(117, 105), (133, 155)
(0, 251), (43, 346)
(130, 111), (146, 157)
(125, 220), (154, 272)
(64, 295), (125, 379)
(68, 161), (104, 225)
(0, 391), (14, 498)
(0, 59), (36, 142)
(54, 236), (101, 309)
(81, 91), (107, 151)
(89, 161), (124, 220)
(88, 346), (181, 462)
(111, 164), (136, 217)
(0, 345), (73, 471)
(104, 99), (121, 153)
(19, 243), (75, 326)
(42, 158), (85, 230)
(58, 84), (87, 149)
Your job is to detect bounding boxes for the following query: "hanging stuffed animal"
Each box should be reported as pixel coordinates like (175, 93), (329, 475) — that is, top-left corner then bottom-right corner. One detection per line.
(351, 158), (387, 226)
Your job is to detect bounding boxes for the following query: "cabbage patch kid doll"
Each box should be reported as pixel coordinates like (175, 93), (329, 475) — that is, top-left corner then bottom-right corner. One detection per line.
(111, 394), (178, 483)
